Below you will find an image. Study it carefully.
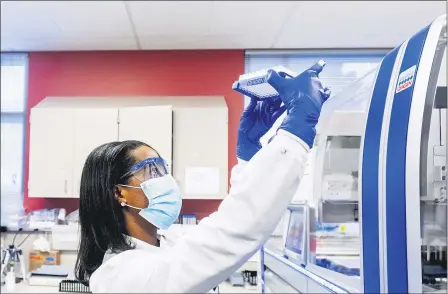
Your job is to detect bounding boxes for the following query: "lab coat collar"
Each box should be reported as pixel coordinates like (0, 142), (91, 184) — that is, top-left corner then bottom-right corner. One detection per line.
(128, 235), (162, 251)
(102, 235), (161, 264)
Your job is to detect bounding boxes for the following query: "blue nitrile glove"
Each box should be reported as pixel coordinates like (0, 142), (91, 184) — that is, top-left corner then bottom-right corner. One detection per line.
(266, 61), (331, 148)
(237, 97), (286, 161)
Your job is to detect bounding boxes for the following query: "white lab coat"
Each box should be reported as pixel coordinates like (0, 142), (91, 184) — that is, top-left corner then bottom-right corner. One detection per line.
(89, 130), (309, 293)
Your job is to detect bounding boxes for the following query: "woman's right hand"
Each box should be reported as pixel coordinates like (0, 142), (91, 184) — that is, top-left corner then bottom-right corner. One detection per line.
(236, 97), (286, 161)
(267, 60), (331, 148)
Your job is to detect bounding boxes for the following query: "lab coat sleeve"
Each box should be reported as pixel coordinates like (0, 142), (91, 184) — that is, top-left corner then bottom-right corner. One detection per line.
(90, 130), (309, 293)
(161, 129), (309, 293)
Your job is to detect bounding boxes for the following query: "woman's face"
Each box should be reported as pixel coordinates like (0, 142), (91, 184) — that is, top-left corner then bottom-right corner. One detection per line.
(120, 145), (160, 210)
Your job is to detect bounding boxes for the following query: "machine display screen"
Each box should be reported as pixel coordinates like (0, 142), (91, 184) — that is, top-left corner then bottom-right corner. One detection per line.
(285, 208), (305, 255)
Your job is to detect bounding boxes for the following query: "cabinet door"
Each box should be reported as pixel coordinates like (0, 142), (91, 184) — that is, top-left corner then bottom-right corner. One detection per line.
(72, 108), (118, 198)
(118, 106), (173, 168)
(28, 108), (74, 198)
(173, 105), (228, 199)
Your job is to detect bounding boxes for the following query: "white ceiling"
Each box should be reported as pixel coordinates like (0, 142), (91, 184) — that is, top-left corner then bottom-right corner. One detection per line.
(1, 1), (446, 51)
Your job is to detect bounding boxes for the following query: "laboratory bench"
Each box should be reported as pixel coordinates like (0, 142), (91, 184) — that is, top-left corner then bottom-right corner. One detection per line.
(0, 280), (260, 294)
(1, 281), (60, 293)
(262, 237), (357, 294)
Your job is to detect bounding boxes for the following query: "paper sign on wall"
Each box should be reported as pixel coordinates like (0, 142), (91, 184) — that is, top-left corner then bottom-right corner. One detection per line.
(184, 167), (220, 195)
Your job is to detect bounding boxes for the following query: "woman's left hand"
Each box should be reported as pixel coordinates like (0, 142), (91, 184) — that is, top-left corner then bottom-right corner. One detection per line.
(236, 97), (286, 161)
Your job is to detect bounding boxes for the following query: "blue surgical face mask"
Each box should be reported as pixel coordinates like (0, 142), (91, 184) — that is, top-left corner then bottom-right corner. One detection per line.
(120, 174), (182, 230)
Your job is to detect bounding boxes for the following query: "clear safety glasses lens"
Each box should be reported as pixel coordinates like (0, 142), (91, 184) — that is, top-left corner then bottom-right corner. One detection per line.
(128, 157), (169, 182)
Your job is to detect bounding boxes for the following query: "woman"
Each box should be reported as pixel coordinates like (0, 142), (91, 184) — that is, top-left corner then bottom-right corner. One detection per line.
(75, 62), (330, 293)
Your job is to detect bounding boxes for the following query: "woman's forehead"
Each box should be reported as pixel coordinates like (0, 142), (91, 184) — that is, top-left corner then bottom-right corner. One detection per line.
(131, 145), (159, 162)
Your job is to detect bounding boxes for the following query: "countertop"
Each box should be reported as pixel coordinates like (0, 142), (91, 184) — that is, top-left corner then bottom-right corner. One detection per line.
(1, 282), (60, 293)
(1, 280), (260, 293)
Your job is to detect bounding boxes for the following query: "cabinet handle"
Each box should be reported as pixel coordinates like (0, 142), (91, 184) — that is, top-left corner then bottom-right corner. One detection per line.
(64, 180), (68, 194)
(12, 174), (17, 184)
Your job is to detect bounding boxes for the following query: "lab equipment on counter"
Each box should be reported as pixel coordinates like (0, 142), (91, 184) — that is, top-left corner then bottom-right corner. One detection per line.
(29, 250), (61, 272)
(28, 209), (66, 229)
(1, 245), (26, 284)
(174, 214), (197, 225)
(417, 53), (447, 292)
(308, 108), (363, 287)
(314, 222), (361, 274)
(322, 173), (358, 201)
(0, 198), (27, 229)
(242, 270), (258, 288)
(259, 14), (447, 294)
(1, 228), (40, 283)
(282, 204), (315, 266)
(420, 204), (447, 292)
(315, 256), (360, 277)
(282, 204), (361, 277)
(28, 265), (69, 287)
(51, 223), (80, 251)
(314, 110), (364, 205)
(227, 271), (258, 290)
(65, 210), (79, 224)
(401, 16), (446, 293)
(57, 209), (66, 223)
(181, 214), (197, 225)
(59, 280), (91, 293)
(233, 66), (297, 100)
(228, 272), (245, 287)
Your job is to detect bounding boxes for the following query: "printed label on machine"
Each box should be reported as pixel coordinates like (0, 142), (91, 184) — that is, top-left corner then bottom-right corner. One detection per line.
(396, 65), (417, 93)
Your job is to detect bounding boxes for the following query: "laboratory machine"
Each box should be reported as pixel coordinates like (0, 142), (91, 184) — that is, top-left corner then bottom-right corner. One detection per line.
(260, 14), (447, 293)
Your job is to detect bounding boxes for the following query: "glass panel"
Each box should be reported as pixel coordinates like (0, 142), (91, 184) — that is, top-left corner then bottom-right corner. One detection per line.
(1, 116), (24, 195)
(322, 136), (360, 202)
(244, 51), (385, 108)
(1, 65), (27, 112)
(312, 135), (361, 277)
(246, 53), (384, 93)
(420, 46), (447, 292)
(287, 54), (382, 97)
(307, 65), (379, 290)
(0, 116), (25, 226)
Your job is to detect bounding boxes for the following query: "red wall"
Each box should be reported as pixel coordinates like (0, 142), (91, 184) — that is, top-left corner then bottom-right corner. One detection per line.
(25, 50), (245, 219)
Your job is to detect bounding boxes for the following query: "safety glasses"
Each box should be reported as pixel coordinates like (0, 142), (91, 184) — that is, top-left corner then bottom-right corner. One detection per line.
(122, 157), (169, 182)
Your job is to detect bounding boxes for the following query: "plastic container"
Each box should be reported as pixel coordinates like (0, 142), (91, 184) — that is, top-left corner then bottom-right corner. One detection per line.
(5, 268), (16, 293)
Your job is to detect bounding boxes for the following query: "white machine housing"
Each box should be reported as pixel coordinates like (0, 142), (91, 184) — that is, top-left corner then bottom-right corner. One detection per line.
(313, 110), (365, 204)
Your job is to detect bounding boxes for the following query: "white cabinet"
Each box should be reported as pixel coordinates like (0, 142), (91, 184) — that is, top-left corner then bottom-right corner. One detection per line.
(118, 106), (173, 168)
(172, 105), (228, 199)
(72, 108), (118, 198)
(29, 97), (226, 199)
(29, 102), (174, 199)
(29, 108), (75, 198)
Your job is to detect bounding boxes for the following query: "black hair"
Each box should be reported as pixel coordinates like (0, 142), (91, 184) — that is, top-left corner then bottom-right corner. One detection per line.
(75, 140), (150, 285)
